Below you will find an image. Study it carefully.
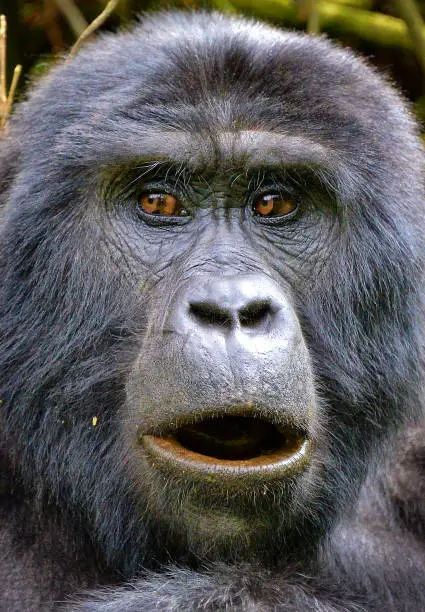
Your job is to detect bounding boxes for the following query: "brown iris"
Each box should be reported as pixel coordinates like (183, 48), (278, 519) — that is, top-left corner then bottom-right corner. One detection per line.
(139, 193), (188, 217)
(253, 194), (297, 217)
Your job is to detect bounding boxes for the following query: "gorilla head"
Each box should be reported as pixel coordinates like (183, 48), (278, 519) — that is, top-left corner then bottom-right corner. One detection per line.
(0, 11), (424, 585)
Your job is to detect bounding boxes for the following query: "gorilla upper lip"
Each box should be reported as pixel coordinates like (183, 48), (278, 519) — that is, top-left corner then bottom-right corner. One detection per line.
(140, 410), (311, 483)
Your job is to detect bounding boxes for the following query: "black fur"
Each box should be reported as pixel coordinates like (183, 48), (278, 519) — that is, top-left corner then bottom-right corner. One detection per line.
(1, 11), (425, 611)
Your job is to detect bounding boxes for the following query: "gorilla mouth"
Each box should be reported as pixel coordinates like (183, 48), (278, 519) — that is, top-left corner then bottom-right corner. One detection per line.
(142, 415), (310, 482)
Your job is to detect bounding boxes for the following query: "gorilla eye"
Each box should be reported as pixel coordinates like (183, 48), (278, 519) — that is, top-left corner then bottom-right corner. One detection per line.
(139, 193), (189, 217)
(253, 194), (297, 218)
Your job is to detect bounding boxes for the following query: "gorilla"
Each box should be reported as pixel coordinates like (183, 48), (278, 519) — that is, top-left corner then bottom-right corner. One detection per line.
(1, 10), (425, 611)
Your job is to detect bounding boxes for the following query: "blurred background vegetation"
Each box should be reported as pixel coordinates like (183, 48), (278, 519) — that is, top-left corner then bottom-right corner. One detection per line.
(2, 0), (425, 124)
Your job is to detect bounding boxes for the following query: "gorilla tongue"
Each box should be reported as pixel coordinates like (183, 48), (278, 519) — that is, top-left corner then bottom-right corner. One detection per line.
(174, 416), (286, 461)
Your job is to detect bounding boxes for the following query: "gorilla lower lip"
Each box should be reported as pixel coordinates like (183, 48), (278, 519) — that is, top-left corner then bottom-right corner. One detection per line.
(141, 416), (310, 482)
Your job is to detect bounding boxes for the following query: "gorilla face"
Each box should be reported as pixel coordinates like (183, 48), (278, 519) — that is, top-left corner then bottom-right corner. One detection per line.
(1, 12), (424, 573)
(122, 158), (323, 557)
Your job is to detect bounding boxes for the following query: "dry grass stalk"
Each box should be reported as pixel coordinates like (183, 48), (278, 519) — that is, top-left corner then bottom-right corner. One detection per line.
(70, 0), (120, 57)
(0, 15), (22, 132)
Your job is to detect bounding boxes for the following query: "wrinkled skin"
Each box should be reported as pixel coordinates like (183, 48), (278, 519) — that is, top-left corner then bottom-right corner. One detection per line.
(1, 11), (425, 611)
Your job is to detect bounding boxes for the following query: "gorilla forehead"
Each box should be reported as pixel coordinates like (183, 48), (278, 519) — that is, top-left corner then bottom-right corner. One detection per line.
(22, 11), (409, 153)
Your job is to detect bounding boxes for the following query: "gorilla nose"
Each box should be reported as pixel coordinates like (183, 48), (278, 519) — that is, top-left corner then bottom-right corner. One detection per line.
(178, 275), (294, 337)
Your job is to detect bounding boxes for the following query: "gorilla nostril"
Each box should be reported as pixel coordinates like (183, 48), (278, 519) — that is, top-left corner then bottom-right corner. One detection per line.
(238, 300), (273, 328)
(189, 302), (233, 328)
